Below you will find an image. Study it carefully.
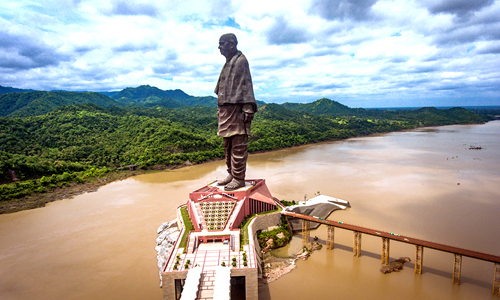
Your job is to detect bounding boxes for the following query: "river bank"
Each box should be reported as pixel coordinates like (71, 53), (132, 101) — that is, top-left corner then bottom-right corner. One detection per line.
(260, 238), (324, 285)
(0, 143), (344, 214)
(1, 159), (207, 214)
(0, 169), (146, 214)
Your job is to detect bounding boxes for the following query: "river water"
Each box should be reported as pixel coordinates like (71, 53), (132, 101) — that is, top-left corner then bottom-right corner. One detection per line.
(1, 121), (499, 300)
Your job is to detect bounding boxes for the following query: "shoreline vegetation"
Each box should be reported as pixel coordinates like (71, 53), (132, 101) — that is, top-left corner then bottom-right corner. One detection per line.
(1, 86), (499, 214)
(257, 212), (324, 284)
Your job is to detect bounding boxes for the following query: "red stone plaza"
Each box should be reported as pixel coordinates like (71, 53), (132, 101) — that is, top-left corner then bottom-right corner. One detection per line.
(161, 179), (281, 300)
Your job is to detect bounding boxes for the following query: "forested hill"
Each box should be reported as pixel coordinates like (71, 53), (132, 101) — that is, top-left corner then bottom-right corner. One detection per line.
(111, 85), (266, 108)
(283, 98), (488, 124)
(112, 85), (219, 108)
(113, 85), (191, 102)
(283, 98), (362, 116)
(0, 91), (123, 118)
(0, 85), (34, 95)
(0, 85), (265, 117)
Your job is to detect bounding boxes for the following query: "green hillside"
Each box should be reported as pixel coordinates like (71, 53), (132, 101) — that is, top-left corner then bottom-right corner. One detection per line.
(113, 85), (265, 108)
(282, 98), (485, 125)
(112, 85), (219, 108)
(0, 85), (34, 95)
(0, 85), (267, 117)
(113, 85), (191, 102)
(0, 91), (123, 117)
(282, 98), (359, 116)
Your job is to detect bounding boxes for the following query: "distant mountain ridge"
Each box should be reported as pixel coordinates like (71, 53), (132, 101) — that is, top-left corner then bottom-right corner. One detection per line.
(0, 91), (122, 118)
(111, 85), (266, 108)
(112, 85), (217, 108)
(282, 98), (363, 116)
(0, 85), (34, 95)
(0, 84), (482, 123)
(113, 85), (191, 101)
(0, 84), (268, 117)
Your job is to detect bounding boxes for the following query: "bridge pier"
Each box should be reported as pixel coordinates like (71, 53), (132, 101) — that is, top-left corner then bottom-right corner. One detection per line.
(302, 220), (311, 248)
(493, 263), (500, 295)
(326, 225), (335, 250)
(353, 231), (361, 257)
(452, 254), (462, 284)
(381, 238), (390, 265)
(415, 245), (424, 274)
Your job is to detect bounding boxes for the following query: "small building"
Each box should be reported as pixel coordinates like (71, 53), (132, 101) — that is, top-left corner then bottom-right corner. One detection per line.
(161, 179), (278, 300)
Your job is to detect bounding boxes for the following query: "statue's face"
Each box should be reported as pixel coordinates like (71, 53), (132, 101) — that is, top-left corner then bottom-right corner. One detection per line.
(218, 37), (232, 58)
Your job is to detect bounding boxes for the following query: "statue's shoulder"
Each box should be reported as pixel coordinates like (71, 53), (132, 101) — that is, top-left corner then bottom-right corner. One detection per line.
(235, 52), (250, 67)
(237, 51), (246, 59)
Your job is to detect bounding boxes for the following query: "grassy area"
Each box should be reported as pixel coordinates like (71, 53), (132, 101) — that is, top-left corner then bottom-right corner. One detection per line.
(257, 215), (292, 248)
(179, 206), (194, 250)
(239, 208), (282, 250)
(280, 199), (297, 207)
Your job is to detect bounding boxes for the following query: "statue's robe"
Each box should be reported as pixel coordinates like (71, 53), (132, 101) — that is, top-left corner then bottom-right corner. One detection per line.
(215, 51), (257, 138)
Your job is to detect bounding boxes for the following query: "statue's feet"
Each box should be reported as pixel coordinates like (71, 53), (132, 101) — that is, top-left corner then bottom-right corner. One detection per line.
(224, 179), (245, 191)
(217, 175), (233, 186)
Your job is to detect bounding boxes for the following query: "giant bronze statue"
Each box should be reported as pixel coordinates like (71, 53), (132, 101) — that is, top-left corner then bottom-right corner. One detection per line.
(215, 33), (257, 191)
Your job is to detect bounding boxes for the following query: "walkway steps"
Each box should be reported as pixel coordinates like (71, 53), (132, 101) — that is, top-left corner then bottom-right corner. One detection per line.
(180, 267), (202, 300)
(197, 271), (215, 300)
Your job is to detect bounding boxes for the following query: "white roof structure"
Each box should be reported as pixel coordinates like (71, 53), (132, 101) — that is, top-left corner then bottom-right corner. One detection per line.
(285, 194), (350, 211)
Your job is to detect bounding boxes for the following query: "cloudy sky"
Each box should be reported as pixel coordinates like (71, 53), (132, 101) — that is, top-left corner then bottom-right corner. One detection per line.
(1, 0), (500, 107)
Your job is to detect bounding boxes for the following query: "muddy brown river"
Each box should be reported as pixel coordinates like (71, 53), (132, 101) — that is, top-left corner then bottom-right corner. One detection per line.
(1, 121), (499, 300)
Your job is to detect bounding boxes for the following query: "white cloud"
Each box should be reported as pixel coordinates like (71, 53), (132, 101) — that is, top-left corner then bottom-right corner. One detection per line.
(0, 0), (499, 107)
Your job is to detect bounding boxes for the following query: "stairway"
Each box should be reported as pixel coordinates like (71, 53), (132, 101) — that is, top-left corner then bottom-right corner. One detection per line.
(196, 270), (215, 300)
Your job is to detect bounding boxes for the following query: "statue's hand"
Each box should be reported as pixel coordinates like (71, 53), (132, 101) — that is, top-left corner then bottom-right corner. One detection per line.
(243, 112), (254, 123)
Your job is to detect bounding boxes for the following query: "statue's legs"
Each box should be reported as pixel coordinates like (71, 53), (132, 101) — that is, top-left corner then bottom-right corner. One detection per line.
(228, 134), (248, 180)
(221, 135), (248, 190)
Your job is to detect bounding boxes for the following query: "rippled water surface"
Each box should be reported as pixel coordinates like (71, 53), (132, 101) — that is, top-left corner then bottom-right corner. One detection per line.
(1, 121), (499, 300)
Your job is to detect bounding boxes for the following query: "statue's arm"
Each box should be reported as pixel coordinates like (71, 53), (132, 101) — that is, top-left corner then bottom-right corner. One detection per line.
(242, 103), (254, 123)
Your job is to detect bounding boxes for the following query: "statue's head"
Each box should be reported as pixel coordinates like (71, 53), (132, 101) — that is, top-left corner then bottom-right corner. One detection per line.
(219, 33), (238, 59)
